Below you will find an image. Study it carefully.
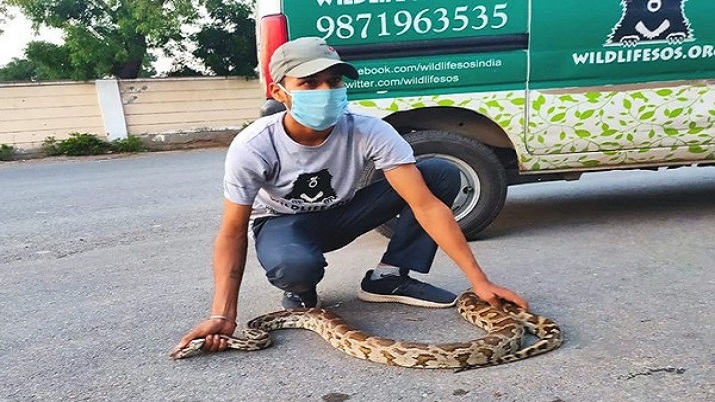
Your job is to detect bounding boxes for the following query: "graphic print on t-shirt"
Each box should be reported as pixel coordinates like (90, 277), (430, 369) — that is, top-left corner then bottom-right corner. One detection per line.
(284, 169), (338, 204)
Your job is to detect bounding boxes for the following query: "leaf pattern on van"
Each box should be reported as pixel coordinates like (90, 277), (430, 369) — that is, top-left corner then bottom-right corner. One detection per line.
(348, 85), (715, 171)
(526, 84), (715, 169)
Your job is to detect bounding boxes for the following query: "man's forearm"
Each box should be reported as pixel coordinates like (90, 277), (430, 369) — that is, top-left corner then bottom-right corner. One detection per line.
(413, 201), (489, 286)
(210, 232), (248, 322)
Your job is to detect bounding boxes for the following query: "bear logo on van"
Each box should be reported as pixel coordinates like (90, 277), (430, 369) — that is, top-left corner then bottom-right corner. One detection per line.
(607, 0), (693, 47)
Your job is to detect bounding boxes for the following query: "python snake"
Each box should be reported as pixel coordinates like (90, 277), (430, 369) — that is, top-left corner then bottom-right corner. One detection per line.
(171, 292), (562, 370)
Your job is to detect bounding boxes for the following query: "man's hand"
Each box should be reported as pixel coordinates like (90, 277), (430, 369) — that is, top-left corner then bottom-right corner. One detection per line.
(472, 281), (529, 311)
(383, 165), (529, 313)
(172, 319), (237, 357)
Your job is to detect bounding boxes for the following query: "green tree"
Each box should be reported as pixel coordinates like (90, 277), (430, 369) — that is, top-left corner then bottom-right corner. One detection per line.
(0, 4), (8, 33)
(0, 58), (36, 81)
(28, 40), (104, 80)
(0, 40), (130, 82)
(1, 0), (201, 79)
(170, 0), (256, 77)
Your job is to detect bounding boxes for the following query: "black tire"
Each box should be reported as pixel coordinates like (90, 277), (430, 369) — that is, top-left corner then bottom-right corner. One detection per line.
(361, 130), (507, 240)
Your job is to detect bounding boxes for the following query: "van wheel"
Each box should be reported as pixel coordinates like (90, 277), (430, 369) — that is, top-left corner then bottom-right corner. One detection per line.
(362, 130), (507, 240)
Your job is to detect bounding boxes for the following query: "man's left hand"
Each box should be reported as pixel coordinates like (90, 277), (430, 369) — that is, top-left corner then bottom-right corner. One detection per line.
(472, 281), (529, 311)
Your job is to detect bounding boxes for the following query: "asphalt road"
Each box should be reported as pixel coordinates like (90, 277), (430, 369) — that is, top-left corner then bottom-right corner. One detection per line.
(1, 149), (713, 402)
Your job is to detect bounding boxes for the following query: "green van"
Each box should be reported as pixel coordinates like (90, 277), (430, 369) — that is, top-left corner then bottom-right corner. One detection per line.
(256, 0), (715, 239)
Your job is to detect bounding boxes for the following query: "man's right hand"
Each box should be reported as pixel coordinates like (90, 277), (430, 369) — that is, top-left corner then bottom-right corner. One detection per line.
(172, 318), (238, 357)
(171, 200), (251, 358)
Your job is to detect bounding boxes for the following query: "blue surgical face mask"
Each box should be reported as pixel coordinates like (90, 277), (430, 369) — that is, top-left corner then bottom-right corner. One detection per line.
(278, 84), (348, 131)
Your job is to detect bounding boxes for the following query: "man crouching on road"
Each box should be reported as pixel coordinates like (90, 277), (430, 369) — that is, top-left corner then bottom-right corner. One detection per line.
(173, 37), (528, 354)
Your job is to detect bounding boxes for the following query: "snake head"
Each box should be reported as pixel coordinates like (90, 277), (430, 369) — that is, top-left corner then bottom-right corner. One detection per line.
(170, 338), (206, 360)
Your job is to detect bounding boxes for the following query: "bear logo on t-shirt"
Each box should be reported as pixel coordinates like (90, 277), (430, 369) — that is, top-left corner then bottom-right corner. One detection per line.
(284, 169), (337, 204)
(607, 0), (692, 46)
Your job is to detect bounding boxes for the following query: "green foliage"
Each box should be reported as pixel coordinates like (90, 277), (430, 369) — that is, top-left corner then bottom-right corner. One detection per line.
(0, 4), (10, 34)
(1, 1), (263, 81)
(42, 133), (146, 156)
(2, 1), (260, 80)
(3, 0), (201, 79)
(112, 136), (146, 153)
(170, 0), (257, 77)
(0, 58), (36, 81)
(25, 41), (76, 79)
(43, 133), (113, 156)
(0, 41), (95, 81)
(0, 144), (15, 161)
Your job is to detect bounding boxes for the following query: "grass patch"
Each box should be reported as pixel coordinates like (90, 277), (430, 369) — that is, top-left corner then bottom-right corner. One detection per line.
(112, 136), (146, 153)
(0, 144), (15, 161)
(43, 133), (146, 156)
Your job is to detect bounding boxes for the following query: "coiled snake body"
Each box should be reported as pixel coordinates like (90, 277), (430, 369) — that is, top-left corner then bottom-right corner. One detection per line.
(171, 292), (562, 370)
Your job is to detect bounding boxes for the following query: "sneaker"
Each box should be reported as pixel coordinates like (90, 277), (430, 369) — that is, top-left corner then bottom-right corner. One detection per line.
(358, 270), (457, 308)
(281, 288), (320, 309)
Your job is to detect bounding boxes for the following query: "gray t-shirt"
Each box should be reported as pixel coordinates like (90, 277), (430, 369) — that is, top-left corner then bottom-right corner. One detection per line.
(223, 111), (415, 217)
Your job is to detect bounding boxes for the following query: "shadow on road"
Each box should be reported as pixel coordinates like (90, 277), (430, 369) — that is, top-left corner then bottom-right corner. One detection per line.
(482, 170), (715, 238)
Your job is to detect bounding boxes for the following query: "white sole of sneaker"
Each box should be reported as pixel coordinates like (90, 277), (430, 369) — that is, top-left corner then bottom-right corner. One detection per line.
(357, 290), (456, 308)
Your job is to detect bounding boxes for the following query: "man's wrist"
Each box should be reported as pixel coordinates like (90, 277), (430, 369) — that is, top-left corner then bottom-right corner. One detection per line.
(467, 267), (490, 285)
(209, 315), (238, 325)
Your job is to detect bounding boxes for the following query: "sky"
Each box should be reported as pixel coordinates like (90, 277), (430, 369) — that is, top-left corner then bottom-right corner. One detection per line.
(0, 12), (64, 66)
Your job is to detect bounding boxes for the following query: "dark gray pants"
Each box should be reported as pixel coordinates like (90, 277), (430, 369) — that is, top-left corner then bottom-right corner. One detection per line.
(252, 159), (460, 293)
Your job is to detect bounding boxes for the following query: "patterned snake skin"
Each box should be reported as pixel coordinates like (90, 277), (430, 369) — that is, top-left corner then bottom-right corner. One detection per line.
(171, 292), (562, 369)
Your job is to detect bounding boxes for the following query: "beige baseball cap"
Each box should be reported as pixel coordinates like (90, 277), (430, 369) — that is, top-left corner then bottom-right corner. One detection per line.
(269, 37), (359, 83)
